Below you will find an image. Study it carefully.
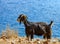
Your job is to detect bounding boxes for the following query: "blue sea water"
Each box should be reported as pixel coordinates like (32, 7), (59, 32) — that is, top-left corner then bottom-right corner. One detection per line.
(0, 0), (60, 38)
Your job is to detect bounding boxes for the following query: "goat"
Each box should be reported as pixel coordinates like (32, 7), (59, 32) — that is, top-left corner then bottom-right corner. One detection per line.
(17, 14), (53, 40)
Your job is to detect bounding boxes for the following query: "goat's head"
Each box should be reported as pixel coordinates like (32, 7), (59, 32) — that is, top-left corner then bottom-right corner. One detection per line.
(17, 14), (27, 24)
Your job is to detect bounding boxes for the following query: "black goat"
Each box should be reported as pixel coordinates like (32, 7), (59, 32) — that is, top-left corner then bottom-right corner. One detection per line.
(17, 14), (53, 40)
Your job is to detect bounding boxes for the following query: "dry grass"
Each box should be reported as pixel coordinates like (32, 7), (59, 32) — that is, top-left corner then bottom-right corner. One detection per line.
(0, 27), (18, 39)
(0, 26), (60, 44)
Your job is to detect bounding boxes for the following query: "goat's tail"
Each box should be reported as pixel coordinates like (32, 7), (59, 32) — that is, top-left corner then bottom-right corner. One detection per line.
(48, 21), (53, 27)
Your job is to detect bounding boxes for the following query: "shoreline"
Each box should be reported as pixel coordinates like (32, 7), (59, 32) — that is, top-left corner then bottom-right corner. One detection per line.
(0, 27), (60, 44)
(0, 36), (60, 44)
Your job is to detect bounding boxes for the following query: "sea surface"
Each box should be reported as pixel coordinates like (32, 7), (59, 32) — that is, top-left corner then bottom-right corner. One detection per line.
(0, 0), (60, 38)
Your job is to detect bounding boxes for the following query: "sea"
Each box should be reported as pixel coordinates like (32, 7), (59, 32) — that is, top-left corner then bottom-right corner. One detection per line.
(0, 0), (60, 38)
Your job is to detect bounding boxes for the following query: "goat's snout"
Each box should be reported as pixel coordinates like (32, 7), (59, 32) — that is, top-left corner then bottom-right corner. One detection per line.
(17, 19), (21, 24)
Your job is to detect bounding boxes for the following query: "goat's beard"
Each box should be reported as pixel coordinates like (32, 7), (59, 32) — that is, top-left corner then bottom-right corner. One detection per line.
(17, 21), (21, 24)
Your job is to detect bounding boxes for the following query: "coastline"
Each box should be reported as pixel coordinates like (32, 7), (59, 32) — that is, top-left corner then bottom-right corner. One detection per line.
(0, 27), (60, 44)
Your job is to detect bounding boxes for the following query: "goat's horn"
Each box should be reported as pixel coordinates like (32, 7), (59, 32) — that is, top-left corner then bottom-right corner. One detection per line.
(20, 14), (27, 19)
(20, 14), (24, 17)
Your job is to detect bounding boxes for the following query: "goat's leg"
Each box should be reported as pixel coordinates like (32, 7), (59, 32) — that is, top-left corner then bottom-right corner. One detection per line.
(26, 34), (33, 41)
(26, 34), (30, 40)
(43, 36), (45, 39)
(43, 35), (47, 39)
(43, 33), (47, 39)
(47, 34), (51, 39)
(30, 34), (33, 40)
(43, 33), (51, 39)
(47, 31), (51, 39)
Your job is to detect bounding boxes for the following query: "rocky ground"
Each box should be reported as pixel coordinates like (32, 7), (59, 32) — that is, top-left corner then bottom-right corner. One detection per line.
(0, 28), (60, 44)
(0, 36), (60, 44)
